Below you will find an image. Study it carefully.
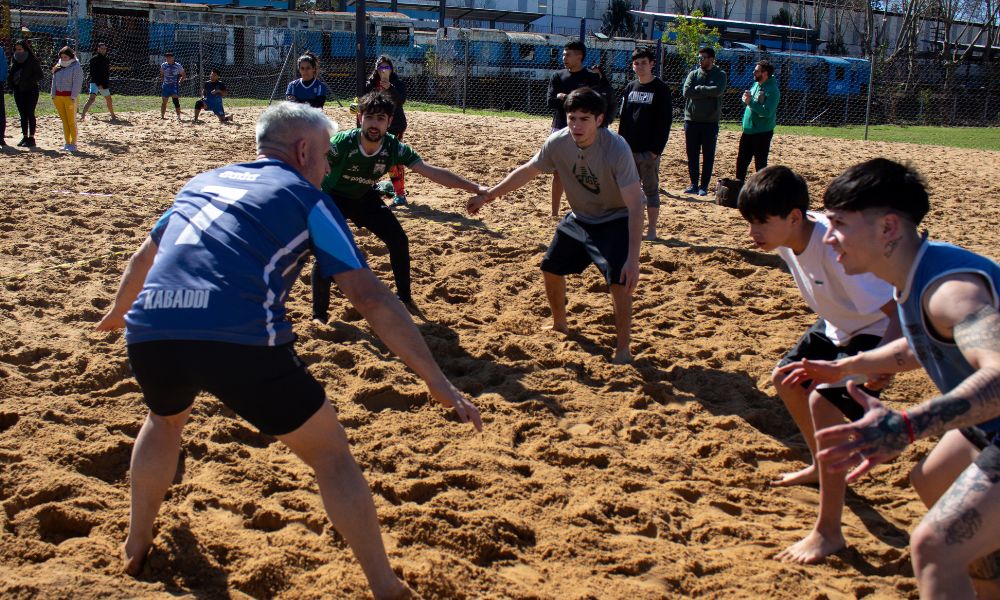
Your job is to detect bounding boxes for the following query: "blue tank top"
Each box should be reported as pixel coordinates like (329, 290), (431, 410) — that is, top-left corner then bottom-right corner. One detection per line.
(897, 238), (1000, 432)
(125, 160), (366, 347)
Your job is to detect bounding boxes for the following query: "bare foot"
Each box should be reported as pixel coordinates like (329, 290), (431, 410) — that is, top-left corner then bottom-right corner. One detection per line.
(770, 464), (819, 487)
(612, 348), (633, 364)
(775, 529), (845, 564)
(375, 578), (419, 600)
(645, 232), (657, 241)
(545, 322), (569, 335)
(78, 114), (86, 122)
(122, 540), (152, 577)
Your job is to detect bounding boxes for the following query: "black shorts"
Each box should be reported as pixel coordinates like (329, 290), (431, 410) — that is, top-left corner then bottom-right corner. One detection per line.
(127, 340), (326, 436)
(541, 215), (629, 286)
(777, 318), (883, 421)
(957, 427), (1000, 476)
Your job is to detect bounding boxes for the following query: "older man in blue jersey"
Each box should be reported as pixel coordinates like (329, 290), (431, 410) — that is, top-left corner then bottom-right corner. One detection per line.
(96, 102), (480, 600)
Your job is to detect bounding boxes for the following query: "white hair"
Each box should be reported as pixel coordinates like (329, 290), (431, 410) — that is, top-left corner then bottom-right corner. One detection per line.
(256, 102), (339, 153)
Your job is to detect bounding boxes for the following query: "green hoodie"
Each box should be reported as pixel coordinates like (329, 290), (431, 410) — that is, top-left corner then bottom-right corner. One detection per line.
(682, 66), (727, 123)
(741, 77), (780, 134)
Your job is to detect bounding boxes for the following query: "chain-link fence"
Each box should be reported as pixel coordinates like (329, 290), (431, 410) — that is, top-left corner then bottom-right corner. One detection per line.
(4, 9), (999, 129)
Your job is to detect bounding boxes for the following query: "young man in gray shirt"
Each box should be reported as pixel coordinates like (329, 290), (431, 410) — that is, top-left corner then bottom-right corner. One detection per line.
(682, 46), (727, 196)
(468, 88), (645, 364)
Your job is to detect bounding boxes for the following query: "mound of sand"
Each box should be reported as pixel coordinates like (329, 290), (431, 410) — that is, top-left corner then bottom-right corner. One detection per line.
(2, 107), (998, 599)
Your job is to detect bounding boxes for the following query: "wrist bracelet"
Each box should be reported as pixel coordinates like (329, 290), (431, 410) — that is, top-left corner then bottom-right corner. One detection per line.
(901, 411), (916, 444)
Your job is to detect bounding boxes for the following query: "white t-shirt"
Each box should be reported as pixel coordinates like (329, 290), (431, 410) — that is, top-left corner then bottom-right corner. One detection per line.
(777, 212), (892, 345)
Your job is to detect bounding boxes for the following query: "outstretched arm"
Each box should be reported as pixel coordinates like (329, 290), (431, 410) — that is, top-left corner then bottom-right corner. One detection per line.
(408, 160), (484, 194)
(466, 162), (542, 215)
(816, 276), (1000, 480)
(96, 237), (158, 331)
(333, 268), (483, 431)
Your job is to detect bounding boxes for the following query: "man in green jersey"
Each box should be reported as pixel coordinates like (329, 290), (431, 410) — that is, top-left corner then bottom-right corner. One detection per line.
(313, 92), (486, 321)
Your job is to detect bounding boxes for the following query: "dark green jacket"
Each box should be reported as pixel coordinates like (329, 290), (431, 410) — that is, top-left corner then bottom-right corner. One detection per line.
(682, 66), (727, 123)
(741, 77), (780, 134)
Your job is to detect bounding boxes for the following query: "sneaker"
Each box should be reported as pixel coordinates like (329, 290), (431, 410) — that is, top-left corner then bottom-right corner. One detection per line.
(683, 185), (698, 194)
(16, 138), (27, 147)
(391, 194), (408, 207)
(697, 188), (708, 197)
(0, 139), (6, 147)
(26, 137), (36, 148)
(60, 144), (69, 151)
(376, 180), (395, 198)
(65, 144), (77, 152)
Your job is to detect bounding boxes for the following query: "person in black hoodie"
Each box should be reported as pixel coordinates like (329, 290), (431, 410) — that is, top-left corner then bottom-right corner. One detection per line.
(618, 47), (672, 240)
(546, 41), (603, 217)
(8, 39), (43, 148)
(363, 55), (409, 206)
(80, 41), (117, 121)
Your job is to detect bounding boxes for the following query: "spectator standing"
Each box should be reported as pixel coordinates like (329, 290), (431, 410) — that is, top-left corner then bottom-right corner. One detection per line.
(0, 43), (7, 146)
(735, 60), (780, 182)
(364, 55), (410, 206)
(51, 46), (84, 153)
(285, 52), (328, 109)
(682, 46), (727, 196)
(8, 39), (42, 148)
(79, 41), (117, 122)
(545, 40), (601, 217)
(618, 47), (672, 240)
(159, 51), (185, 120)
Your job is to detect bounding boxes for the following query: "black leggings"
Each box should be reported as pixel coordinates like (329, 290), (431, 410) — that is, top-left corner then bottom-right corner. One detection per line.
(13, 88), (39, 137)
(312, 191), (411, 319)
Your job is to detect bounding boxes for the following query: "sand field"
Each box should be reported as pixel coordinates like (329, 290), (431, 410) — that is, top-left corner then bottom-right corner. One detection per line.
(2, 107), (999, 599)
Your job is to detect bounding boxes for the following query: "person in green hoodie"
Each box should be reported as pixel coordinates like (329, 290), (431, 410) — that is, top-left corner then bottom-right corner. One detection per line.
(682, 46), (727, 196)
(736, 60), (781, 183)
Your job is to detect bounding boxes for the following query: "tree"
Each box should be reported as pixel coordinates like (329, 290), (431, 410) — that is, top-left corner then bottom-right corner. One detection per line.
(666, 9), (722, 67)
(601, 0), (640, 38)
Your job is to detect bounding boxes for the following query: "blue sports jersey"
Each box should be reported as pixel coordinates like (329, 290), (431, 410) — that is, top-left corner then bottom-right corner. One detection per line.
(125, 160), (367, 347)
(161, 61), (184, 86)
(897, 238), (1000, 434)
(286, 78), (328, 104)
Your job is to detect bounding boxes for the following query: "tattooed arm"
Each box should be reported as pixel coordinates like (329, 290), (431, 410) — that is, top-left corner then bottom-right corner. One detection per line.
(815, 274), (1000, 481)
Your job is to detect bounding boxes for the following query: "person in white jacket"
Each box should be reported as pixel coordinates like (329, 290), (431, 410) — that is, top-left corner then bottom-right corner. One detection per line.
(50, 46), (84, 152)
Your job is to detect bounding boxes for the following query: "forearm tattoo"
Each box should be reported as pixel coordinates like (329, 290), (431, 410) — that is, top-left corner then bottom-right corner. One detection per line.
(863, 411), (910, 453)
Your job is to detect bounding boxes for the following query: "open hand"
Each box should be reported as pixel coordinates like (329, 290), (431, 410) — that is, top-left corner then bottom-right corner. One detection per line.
(777, 358), (844, 388)
(428, 380), (483, 432)
(815, 382), (909, 482)
(95, 311), (126, 331)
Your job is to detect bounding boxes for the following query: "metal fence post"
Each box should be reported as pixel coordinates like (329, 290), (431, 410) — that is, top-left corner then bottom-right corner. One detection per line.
(462, 33), (468, 113)
(863, 54), (874, 141)
(198, 23), (204, 96)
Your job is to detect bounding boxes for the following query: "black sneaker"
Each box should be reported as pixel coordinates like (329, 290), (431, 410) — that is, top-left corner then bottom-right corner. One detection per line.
(0, 139), (6, 146)
(25, 137), (36, 148)
(16, 137), (27, 147)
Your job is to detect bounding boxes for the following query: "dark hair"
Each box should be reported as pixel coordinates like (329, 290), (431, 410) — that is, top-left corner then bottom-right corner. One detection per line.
(298, 51), (318, 71)
(210, 67), (222, 76)
(564, 40), (586, 59)
(699, 46), (716, 58)
(823, 159), (930, 225)
(631, 47), (655, 63)
(563, 87), (606, 117)
(357, 90), (396, 117)
(738, 165), (810, 223)
(14, 39), (36, 58)
(164, 51), (174, 57)
(368, 54), (400, 83)
(58, 46), (75, 59)
(757, 59), (774, 76)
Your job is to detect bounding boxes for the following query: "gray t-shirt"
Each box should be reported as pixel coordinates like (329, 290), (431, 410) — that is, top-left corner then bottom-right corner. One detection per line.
(530, 128), (640, 224)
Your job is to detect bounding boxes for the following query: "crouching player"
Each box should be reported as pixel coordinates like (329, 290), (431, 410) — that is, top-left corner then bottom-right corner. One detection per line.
(782, 158), (1000, 597)
(193, 68), (233, 124)
(738, 165), (900, 563)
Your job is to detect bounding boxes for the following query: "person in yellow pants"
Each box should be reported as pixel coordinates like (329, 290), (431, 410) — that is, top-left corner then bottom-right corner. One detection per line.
(50, 46), (84, 152)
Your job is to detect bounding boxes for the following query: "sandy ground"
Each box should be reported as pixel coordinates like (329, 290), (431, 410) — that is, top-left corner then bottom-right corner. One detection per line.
(1, 106), (999, 599)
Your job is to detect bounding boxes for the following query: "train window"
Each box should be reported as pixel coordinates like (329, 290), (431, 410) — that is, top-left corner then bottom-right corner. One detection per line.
(518, 45), (535, 61)
(835, 66), (845, 80)
(382, 26), (409, 46)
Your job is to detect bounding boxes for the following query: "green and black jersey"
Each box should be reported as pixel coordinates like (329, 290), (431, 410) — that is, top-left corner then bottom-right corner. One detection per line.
(322, 129), (421, 201)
